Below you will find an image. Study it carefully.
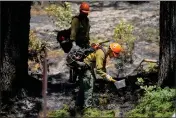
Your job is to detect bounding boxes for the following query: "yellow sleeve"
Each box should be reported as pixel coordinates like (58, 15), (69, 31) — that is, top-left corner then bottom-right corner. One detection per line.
(84, 52), (95, 66)
(83, 49), (107, 79)
(95, 50), (107, 78)
(70, 18), (79, 41)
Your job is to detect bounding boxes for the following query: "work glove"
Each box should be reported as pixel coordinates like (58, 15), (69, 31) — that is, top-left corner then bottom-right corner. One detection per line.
(72, 41), (76, 47)
(75, 61), (86, 67)
(105, 74), (116, 83)
(70, 42), (80, 51)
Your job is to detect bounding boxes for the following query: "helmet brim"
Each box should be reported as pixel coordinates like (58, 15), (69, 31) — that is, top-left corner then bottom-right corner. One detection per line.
(81, 10), (90, 13)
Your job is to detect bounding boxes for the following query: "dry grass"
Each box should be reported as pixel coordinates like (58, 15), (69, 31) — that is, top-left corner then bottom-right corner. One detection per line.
(28, 49), (64, 72)
(28, 60), (41, 72)
(31, 7), (47, 16)
(47, 50), (64, 59)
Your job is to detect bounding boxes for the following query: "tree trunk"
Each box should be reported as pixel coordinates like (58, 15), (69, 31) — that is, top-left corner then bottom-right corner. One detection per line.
(0, 2), (31, 107)
(158, 1), (176, 87)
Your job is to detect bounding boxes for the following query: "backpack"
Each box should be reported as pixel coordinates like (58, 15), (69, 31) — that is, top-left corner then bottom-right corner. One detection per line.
(66, 43), (106, 69)
(55, 16), (83, 53)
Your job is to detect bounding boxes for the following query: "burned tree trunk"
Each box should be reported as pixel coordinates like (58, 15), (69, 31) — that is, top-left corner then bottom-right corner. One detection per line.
(158, 2), (176, 87)
(0, 2), (31, 107)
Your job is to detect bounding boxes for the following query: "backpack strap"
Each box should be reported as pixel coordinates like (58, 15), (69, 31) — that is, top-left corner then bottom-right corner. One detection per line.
(99, 47), (107, 58)
(71, 15), (89, 24)
(90, 43), (106, 58)
(71, 15), (80, 24)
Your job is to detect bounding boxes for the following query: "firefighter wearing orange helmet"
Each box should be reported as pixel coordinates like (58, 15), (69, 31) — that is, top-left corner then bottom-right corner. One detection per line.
(70, 2), (91, 48)
(75, 42), (122, 109)
(68, 2), (93, 85)
(80, 2), (90, 13)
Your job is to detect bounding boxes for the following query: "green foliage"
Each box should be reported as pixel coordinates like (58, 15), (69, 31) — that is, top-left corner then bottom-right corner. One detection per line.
(113, 20), (136, 63)
(136, 77), (157, 92)
(135, 77), (145, 86)
(29, 30), (45, 63)
(144, 62), (158, 73)
(45, 2), (72, 28)
(29, 30), (43, 53)
(47, 105), (69, 118)
(83, 108), (114, 117)
(127, 78), (175, 117)
(28, 30), (47, 71)
(47, 106), (115, 117)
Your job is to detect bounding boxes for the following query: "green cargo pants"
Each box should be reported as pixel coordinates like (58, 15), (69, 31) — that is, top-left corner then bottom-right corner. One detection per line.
(76, 68), (95, 109)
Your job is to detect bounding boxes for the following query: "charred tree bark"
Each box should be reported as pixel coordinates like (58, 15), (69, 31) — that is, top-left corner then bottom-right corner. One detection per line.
(158, 2), (176, 87)
(0, 2), (31, 107)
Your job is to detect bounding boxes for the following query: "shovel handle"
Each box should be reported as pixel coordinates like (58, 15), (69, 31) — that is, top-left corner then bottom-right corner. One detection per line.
(143, 59), (158, 63)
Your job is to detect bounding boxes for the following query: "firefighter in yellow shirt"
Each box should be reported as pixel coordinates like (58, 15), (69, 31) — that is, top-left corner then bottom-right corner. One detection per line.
(75, 42), (122, 109)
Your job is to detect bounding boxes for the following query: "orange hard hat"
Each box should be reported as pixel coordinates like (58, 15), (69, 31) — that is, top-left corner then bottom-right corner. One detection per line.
(110, 43), (122, 57)
(80, 2), (90, 13)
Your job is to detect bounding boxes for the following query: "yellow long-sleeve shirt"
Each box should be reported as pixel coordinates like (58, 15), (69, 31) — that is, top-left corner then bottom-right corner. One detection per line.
(83, 48), (107, 79)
